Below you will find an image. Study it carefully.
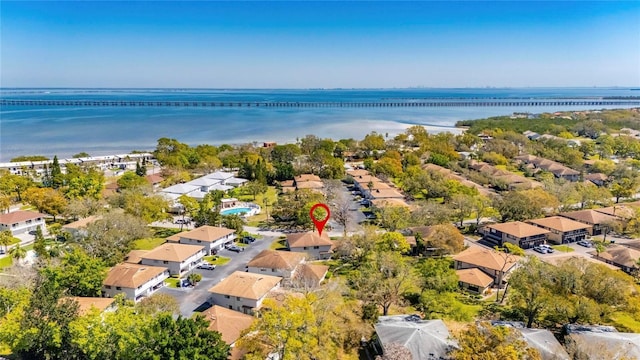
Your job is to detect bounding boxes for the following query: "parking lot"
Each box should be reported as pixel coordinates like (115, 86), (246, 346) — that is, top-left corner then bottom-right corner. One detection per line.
(525, 240), (619, 269)
(158, 234), (278, 317)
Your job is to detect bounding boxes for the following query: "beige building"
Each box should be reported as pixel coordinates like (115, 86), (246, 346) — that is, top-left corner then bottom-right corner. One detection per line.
(173, 225), (236, 255)
(559, 210), (620, 236)
(247, 250), (306, 279)
(102, 263), (169, 302)
(65, 297), (116, 315)
(456, 268), (494, 295)
(208, 271), (282, 314)
(481, 221), (550, 249)
(140, 243), (205, 276)
(453, 245), (520, 287)
(247, 249), (329, 288)
(286, 232), (335, 260)
(527, 216), (592, 244)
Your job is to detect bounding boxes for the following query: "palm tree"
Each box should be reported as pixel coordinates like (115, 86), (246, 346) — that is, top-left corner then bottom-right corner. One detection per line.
(0, 230), (12, 253)
(8, 243), (27, 262)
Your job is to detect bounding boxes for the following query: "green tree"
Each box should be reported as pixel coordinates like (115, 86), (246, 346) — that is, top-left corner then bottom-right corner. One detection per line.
(244, 180), (268, 200)
(349, 252), (411, 316)
(41, 248), (108, 297)
(187, 272), (202, 285)
(376, 232), (411, 254)
(117, 171), (148, 190)
(136, 294), (180, 316)
(417, 258), (458, 293)
(50, 155), (64, 189)
(23, 187), (67, 221)
(240, 295), (318, 360)
(450, 322), (542, 360)
(508, 257), (554, 328)
(140, 313), (230, 360)
(33, 226), (48, 260)
(8, 243), (27, 262)
(0, 230), (13, 254)
(122, 191), (171, 224)
(13, 274), (80, 359)
(79, 211), (150, 266)
(0, 174), (33, 202)
(422, 224), (465, 256)
(375, 205), (410, 231)
(135, 161), (147, 177)
(221, 214), (244, 234)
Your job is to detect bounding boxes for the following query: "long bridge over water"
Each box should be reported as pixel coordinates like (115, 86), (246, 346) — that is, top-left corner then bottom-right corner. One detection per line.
(2, 99), (640, 108)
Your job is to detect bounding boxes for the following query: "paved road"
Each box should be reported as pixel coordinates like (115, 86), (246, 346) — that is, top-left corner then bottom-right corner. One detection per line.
(158, 234), (278, 317)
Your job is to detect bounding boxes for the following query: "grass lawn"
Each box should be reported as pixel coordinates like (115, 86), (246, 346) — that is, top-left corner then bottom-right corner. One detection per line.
(132, 238), (167, 250)
(239, 186), (279, 226)
(270, 239), (288, 250)
(552, 245), (575, 253)
(0, 256), (12, 269)
(609, 312), (640, 332)
(204, 255), (231, 266)
(236, 242), (248, 247)
(165, 277), (180, 288)
(150, 227), (182, 238)
(8, 237), (20, 246)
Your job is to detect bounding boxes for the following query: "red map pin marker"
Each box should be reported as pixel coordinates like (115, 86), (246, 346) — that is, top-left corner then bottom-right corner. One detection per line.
(309, 203), (330, 236)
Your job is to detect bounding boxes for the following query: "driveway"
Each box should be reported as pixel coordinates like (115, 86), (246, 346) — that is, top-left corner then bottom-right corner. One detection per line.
(158, 234), (279, 317)
(525, 242), (618, 269)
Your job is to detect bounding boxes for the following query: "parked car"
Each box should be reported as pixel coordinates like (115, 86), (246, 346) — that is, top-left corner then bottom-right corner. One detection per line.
(0, 249), (5, 255)
(577, 240), (592, 248)
(539, 244), (554, 253)
(533, 246), (547, 254)
(179, 279), (192, 287)
(242, 236), (256, 243)
(197, 263), (216, 270)
(226, 244), (244, 253)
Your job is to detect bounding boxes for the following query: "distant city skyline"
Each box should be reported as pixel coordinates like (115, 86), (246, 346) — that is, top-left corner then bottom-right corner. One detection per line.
(2, 1), (639, 88)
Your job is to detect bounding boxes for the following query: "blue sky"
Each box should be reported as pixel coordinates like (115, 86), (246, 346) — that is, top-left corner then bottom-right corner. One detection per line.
(1, 1), (639, 88)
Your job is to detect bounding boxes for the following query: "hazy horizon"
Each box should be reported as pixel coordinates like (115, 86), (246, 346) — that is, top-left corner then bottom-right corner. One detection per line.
(2, 1), (639, 88)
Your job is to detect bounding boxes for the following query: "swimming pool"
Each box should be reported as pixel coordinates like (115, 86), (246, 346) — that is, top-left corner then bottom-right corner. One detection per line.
(220, 207), (254, 216)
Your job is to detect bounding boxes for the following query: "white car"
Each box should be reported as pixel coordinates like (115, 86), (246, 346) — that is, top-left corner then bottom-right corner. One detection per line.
(539, 244), (554, 253)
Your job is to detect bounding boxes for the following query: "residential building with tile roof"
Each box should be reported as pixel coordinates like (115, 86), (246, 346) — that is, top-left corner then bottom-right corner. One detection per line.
(481, 221), (550, 249)
(247, 250), (306, 279)
(102, 263), (169, 302)
(558, 210), (620, 235)
(0, 210), (46, 236)
(208, 272), (282, 314)
(200, 305), (255, 345)
(65, 297), (116, 315)
(286, 232), (335, 260)
(140, 243), (205, 276)
(592, 245), (640, 274)
(124, 249), (149, 264)
(453, 245), (520, 286)
(527, 216), (592, 244)
(456, 268), (493, 295)
(175, 225), (236, 255)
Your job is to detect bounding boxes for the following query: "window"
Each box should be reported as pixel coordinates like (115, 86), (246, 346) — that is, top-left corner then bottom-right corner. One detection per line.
(303, 247), (308, 250)
(236, 297), (241, 301)
(163, 261), (169, 264)
(197, 240), (201, 243)
(313, 246), (319, 249)
(116, 287), (122, 290)
(105, 285), (112, 289)
(228, 305), (233, 309)
(260, 268), (266, 272)
(225, 295), (230, 299)
(271, 269), (276, 272)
